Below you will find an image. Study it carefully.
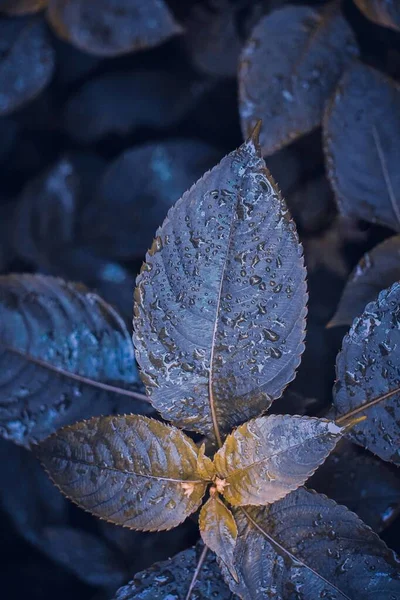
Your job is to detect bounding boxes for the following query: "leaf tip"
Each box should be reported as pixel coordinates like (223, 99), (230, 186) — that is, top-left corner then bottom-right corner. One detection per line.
(246, 120), (262, 152)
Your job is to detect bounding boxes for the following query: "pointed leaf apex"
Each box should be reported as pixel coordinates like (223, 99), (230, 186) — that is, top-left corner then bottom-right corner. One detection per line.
(246, 120), (262, 152)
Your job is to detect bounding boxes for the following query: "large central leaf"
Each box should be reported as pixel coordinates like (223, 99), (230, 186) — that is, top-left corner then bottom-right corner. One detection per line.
(133, 127), (307, 445)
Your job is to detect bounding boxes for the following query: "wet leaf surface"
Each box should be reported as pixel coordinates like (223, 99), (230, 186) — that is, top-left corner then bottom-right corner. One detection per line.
(47, 0), (182, 57)
(239, 3), (359, 155)
(324, 62), (400, 231)
(0, 0), (47, 15)
(114, 542), (235, 599)
(333, 282), (400, 464)
(214, 415), (345, 506)
(354, 0), (400, 32)
(133, 129), (307, 444)
(0, 274), (147, 446)
(0, 16), (55, 116)
(309, 439), (400, 533)
(199, 496), (238, 580)
(37, 415), (207, 531)
(221, 488), (400, 600)
(329, 235), (400, 328)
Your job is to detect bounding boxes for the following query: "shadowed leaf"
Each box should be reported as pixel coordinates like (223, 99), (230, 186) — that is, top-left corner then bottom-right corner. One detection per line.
(37, 415), (207, 531)
(239, 3), (358, 155)
(133, 128), (307, 445)
(214, 415), (345, 506)
(324, 62), (400, 231)
(47, 0), (182, 57)
(329, 236), (400, 328)
(0, 274), (147, 447)
(0, 16), (55, 116)
(113, 543), (235, 599)
(221, 488), (400, 600)
(199, 496), (238, 580)
(0, 0), (47, 14)
(333, 282), (400, 464)
(310, 439), (400, 533)
(354, 0), (400, 32)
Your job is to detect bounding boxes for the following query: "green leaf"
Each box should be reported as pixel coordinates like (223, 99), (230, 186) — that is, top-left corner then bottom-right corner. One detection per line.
(199, 496), (238, 581)
(221, 488), (400, 600)
(333, 282), (400, 465)
(214, 414), (345, 506)
(196, 443), (216, 481)
(133, 125), (307, 446)
(0, 274), (148, 447)
(37, 415), (207, 531)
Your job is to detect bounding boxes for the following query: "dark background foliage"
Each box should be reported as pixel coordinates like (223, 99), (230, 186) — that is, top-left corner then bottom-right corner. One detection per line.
(0, 0), (399, 599)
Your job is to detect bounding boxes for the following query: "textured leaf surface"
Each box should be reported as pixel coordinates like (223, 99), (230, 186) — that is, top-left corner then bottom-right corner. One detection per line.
(0, 274), (146, 447)
(354, 0), (400, 31)
(114, 543), (235, 599)
(324, 62), (400, 230)
(133, 130), (307, 444)
(334, 282), (400, 464)
(37, 415), (206, 531)
(239, 3), (358, 155)
(47, 0), (182, 57)
(214, 415), (344, 506)
(329, 236), (400, 328)
(221, 488), (400, 600)
(199, 496), (238, 579)
(310, 439), (400, 533)
(0, 0), (47, 14)
(197, 443), (216, 481)
(0, 16), (55, 116)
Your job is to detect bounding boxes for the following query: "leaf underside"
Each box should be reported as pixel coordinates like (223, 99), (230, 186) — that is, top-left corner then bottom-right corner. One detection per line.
(324, 62), (400, 231)
(37, 415), (206, 532)
(221, 488), (400, 600)
(214, 414), (344, 506)
(239, 3), (358, 155)
(333, 282), (400, 464)
(133, 130), (307, 444)
(329, 235), (400, 328)
(199, 496), (238, 580)
(0, 274), (145, 447)
(47, 0), (182, 57)
(354, 0), (400, 32)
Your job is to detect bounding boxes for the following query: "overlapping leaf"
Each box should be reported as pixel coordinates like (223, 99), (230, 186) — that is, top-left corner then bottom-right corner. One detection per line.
(214, 415), (345, 506)
(199, 496), (238, 580)
(0, 0), (47, 14)
(324, 62), (400, 230)
(0, 16), (55, 116)
(239, 3), (359, 155)
(221, 488), (400, 600)
(37, 415), (207, 531)
(329, 236), (400, 328)
(113, 543), (234, 600)
(333, 282), (400, 464)
(0, 274), (147, 446)
(47, 0), (182, 57)
(354, 0), (400, 32)
(133, 127), (307, 445)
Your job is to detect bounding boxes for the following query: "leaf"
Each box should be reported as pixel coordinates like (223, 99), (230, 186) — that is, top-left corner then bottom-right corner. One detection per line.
(221, 488), (400, 600)
(47, 0), (182, 57)
(133, 127), (307, 445)
(324, 62), (400, 231)
(197, 443), (216, 481)
(329, 236), (400, 328)
(333, 282), (400, 464)
(0, 274), (148, 447)
(0, 16), (55, 116)
(37, 415), (207, 531)
(0, 0), (47, 15)
(239, 3), (359, 155)
(309, 439), (400, 533)
(214, 415), (345, 506)
(81, 139), (223, 260)
(354, 0), (400, 32)
(64, 69), (211, 144)
(286, 173), (335, 235)
(113, 543), (235, 599)
(199, 496), (238, 580)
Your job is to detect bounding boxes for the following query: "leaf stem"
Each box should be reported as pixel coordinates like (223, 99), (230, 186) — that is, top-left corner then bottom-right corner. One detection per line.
(3, 344), (150, 404)
(185, 544), (209, 600)
(336, 385), (400, 425)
